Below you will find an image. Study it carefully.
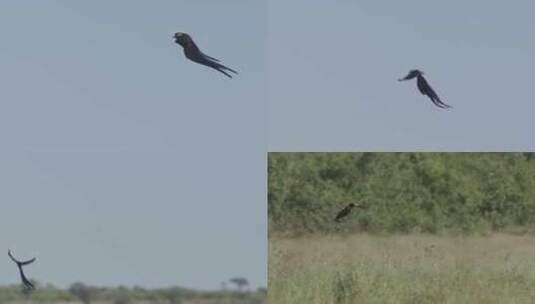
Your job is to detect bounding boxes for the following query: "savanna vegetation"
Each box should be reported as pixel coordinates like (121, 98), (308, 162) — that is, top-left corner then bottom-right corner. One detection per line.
(268, 153), (535, 303)
(269, 234), (535, 303)
(269, 152), (535, 236)
(0, 282), (266, 304)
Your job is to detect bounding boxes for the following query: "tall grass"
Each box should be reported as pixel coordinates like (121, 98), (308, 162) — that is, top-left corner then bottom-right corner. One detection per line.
(269, 234), (535, 303)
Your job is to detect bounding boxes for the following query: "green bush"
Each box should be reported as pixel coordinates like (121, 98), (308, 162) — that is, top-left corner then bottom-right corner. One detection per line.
(269, 153), (535, 236)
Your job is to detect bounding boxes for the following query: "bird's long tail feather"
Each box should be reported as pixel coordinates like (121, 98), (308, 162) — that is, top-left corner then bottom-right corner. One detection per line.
(432, 96), (452, 109)
(205, 60), (238, 78)
(202, 52), (221, 62)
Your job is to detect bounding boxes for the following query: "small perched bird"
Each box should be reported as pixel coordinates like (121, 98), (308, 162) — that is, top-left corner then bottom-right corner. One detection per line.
(8, 250), (36, 290)
(173, 32), (238, 78)
(399, 69), (452, 109)
(334, 203), (365, 222)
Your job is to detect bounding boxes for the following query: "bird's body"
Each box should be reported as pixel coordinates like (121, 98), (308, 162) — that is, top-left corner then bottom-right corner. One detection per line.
(173, 32), (238, 78)
(399, 70), (452, 109)
(8, 250), (36, 290)
(334, 203), (364, 222)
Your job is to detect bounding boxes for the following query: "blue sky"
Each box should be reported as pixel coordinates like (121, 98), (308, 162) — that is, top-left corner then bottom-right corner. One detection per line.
(0, 0), (266, 290)
(268, 0), (535, 151)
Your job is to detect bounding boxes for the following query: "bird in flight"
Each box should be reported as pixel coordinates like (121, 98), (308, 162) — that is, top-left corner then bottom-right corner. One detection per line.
(334, 203), (365, 222)
(173, 32), (238, 78)
(8, 250), (36, 290)
(399, 70), (452, 109)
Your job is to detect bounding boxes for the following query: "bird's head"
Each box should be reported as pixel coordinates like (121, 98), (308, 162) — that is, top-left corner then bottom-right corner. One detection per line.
(173, 32), (189, 46)
(398, 69), (423, 81)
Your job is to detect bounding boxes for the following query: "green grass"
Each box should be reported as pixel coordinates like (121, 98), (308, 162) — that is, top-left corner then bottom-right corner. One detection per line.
(269, 234), (535, 303)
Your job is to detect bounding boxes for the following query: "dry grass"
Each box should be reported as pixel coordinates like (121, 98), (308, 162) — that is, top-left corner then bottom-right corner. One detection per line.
(269, 234), (535, 304)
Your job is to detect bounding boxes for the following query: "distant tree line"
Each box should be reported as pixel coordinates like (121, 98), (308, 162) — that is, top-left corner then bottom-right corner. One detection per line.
(269, 153), (535, 236)
(0, 281), (266, 304)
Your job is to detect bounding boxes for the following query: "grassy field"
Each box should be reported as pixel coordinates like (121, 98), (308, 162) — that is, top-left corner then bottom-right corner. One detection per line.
(269, 234), (535, 304)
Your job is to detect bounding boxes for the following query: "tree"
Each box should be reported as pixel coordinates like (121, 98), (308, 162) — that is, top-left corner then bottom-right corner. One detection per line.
(229, 277), (249, 292)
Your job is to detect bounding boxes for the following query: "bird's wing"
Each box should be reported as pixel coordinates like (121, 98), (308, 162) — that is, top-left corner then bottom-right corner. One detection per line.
(8, 250), (19, 264)
(193, 44), (237, 74)
(8, 250), (36, 265)
(186, 37), (203, 54)
(182, 35), (220, 61)
(19, 257), (36, 266)
(417, 76), (432, 96)
(334, 213), (341, 221)
(422, 80), (439, 100)
(418, 76), (452, 109)
(180, 42), (238, 78)
(335, 208), (348, 221)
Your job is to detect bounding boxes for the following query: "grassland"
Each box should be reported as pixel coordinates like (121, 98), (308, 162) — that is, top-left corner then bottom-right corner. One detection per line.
(269, 233), (535, 304)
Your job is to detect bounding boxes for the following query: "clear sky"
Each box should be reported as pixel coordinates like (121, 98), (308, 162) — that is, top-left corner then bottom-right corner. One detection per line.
(0, 1), (266, 290)
(268, 0), (535, 151)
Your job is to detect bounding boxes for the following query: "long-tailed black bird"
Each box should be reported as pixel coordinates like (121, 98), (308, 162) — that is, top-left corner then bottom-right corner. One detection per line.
(334, 203), (364, 222)
(8, 250), (36, 290)
(399, 69), (452, 109)
(173, 32), (238, 78)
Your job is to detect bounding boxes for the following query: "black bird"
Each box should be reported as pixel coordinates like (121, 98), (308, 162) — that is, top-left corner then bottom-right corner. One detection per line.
(334, 203), (364, 222)
(399, 70), (452, 109)
(8, 250), (36, 290)
(173, 32), (238, 78)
